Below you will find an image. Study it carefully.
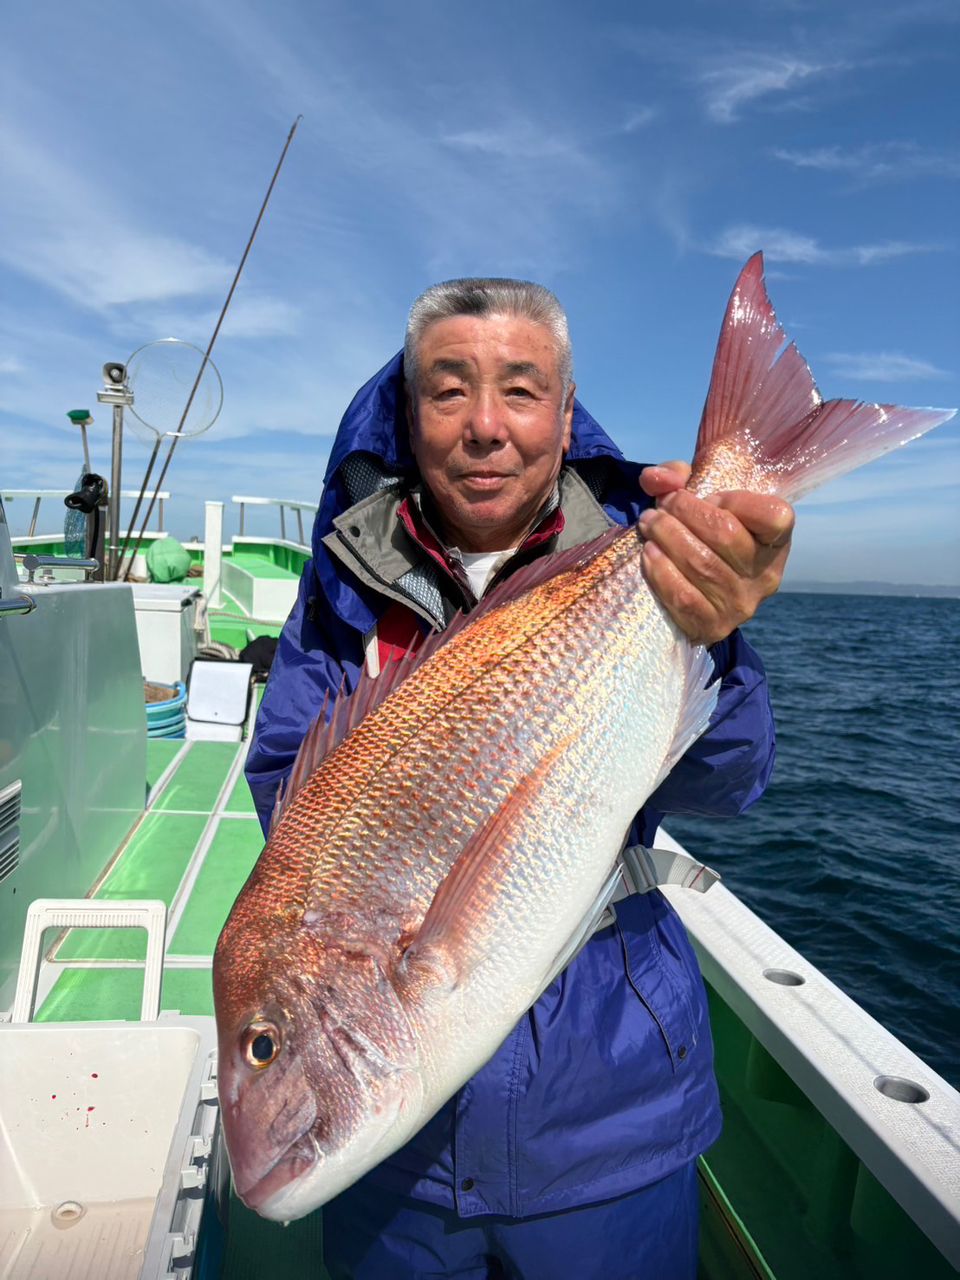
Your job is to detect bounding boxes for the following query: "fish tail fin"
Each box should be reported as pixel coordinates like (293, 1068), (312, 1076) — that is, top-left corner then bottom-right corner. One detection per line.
(689, 252), (955, 503)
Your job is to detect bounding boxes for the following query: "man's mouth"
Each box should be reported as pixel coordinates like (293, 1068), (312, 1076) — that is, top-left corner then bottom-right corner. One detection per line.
(458, 472), (513, 488)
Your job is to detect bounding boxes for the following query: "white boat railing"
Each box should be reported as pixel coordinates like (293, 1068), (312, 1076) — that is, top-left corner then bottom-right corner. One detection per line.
(2, 489), (170, 538)
(231, 495), (317, 546)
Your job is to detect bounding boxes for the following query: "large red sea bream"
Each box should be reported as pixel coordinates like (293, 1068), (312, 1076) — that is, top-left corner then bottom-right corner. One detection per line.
(213, 254), (954, 1220)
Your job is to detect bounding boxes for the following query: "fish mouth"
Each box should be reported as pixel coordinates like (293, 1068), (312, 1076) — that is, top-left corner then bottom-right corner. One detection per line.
(235, 1131), (320, 1214)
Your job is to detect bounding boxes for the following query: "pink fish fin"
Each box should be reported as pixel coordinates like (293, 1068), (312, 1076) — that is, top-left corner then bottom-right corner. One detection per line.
(398, 741), (571, 990)
(267, 776), (285, 837)
(691, 252), (955, 503)
(648, 641), (719, 795)
(270, 653), (419, 825)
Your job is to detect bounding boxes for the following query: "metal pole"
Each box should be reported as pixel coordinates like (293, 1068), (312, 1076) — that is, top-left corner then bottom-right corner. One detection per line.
(28, 497), (41, 539)
(280, 505), (287, 541)
(107, 403), (124, 578)
(115, 438), (162, 580)
(204, 501), (224, 609)
(296, 508), (304, 544)
(79, 423), (91, 474)
(122, 116), (302, 581)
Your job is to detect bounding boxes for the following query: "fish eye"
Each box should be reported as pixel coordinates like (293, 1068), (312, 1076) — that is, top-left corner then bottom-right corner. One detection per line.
(243, 1022), (281, 1069)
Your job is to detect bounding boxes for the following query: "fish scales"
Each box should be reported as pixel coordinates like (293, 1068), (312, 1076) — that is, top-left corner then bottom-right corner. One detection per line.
(263, 529), (672, 928)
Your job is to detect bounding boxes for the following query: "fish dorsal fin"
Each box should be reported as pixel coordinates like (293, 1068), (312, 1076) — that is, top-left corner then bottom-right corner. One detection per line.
(270, 651), (419, 829)
(271, 524), (629, 829)
(691, 252), (955, 502)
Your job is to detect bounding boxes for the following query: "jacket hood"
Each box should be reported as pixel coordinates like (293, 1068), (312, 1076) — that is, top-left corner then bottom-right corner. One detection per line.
(322, 351), (625, 484)
(311, 351), (632, 637)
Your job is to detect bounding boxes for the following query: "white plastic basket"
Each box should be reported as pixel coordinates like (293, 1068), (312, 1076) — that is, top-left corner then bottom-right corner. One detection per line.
(0, 900), (221, 1279)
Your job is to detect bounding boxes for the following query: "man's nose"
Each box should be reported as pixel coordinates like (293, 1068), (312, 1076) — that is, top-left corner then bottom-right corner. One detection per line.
(464, 387), (506, 446)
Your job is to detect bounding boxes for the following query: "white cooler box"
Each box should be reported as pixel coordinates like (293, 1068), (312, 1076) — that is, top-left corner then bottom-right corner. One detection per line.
(132, 585), (203, 686)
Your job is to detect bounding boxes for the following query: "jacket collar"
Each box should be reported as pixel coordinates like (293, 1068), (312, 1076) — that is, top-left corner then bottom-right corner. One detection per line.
(323, 466), (615, 628)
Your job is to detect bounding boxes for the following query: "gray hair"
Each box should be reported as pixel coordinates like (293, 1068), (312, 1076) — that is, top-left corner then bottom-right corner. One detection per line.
(403, 277), (573, 397)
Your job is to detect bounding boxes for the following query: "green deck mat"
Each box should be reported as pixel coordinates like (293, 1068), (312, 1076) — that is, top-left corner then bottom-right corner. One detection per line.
(169, 821), (264, 956)
(56, 812), (207, 961)
(146, 738), (184, 792)
(224, 771), (258, 815)
(36, 965), (214, 1021)
(153, 741), (238, 812)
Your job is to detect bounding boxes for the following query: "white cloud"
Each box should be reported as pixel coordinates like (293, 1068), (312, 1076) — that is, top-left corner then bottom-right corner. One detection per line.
(442, 123), (582, 162)
(192, 0), (614, 274)
(773, 141), (960, 182)
(0, 356), (25, 375)
(823, 352), (953, 382)
(619, 106), (658, 133)
(0, 122), (231, 311)
(124, 295), (302, 345)
(705, 224), (942, 266)
(700, 54), (846, 123)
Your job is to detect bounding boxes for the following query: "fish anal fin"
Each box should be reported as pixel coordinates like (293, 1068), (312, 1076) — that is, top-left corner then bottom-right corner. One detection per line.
(397, 742), (570, 992)
(648, 642), (719, 796)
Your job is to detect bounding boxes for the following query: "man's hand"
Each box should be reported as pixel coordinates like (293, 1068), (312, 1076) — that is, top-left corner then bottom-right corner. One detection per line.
(638, 462), (794, 646)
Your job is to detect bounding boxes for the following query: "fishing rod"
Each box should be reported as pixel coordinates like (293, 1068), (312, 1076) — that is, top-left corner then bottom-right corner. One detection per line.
(118, 114), (302, 580)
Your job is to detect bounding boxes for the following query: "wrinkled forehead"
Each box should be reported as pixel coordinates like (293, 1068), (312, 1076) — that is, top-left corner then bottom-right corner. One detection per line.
(412, 312), (565, 386)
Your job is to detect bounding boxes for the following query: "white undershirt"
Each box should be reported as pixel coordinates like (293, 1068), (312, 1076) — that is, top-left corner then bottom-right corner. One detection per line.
(455, 547), (518, 599)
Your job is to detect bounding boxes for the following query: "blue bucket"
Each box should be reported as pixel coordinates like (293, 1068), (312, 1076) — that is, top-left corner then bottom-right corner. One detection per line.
(145, 682), (187, 738)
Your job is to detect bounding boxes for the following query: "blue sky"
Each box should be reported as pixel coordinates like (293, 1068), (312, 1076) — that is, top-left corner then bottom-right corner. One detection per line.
(1, 0), (957, 584)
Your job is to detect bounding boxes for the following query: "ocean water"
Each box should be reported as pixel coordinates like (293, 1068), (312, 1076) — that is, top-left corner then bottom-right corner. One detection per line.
(665, 592), (960, 1089)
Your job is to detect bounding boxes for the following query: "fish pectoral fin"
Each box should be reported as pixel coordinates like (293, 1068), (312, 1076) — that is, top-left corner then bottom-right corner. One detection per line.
(398, 744), (568, 991)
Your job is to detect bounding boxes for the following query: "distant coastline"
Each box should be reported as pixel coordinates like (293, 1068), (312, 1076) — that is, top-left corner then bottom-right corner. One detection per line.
(781, 580), (959, 599)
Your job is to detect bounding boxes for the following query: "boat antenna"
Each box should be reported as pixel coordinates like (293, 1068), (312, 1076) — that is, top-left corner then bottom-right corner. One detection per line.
(118, 114), (302, 580)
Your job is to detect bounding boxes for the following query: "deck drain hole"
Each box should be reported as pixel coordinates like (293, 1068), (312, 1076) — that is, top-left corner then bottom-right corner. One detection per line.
(52, 1201), (86, 1227)
(762, 968), (805, 986)
(874, 1076), (929, 1104)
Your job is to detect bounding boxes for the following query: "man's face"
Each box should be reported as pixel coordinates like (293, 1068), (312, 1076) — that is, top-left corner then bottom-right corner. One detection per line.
(407, 313), (574, 553)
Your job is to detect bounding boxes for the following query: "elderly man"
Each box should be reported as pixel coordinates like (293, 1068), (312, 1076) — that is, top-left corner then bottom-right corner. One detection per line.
(246, 278), (793, 1279)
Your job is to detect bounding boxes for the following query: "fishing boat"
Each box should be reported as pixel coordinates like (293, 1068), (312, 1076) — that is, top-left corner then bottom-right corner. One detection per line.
(1, 445), (958, 1279)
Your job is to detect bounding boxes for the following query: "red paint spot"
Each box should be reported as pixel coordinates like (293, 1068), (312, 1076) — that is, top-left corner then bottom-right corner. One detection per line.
(87, 1106), (95, 1112)
(91, 1073), (98, 1079)
(51, 1094), (57, 1100)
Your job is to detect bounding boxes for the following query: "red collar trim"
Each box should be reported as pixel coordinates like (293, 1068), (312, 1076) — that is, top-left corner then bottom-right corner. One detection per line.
(396, 497), (565, 577)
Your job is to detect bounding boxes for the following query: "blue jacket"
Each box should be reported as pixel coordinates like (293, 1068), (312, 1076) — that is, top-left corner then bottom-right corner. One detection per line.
(246, 352), (775, 1218)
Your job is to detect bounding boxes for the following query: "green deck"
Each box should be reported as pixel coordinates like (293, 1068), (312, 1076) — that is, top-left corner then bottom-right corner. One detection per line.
(38, 740), (257, 1016)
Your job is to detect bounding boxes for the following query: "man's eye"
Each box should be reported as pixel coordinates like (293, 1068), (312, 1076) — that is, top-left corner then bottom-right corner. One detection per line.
(507, 386), (534, 398)
(435, 388), (464, 401)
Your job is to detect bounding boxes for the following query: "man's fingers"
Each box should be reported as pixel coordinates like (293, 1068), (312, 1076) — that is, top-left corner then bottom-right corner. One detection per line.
(639, 461), (691, 498)
(710, 491), (795, 549)
(639, 505), (752, 619)
(646, 490), (758, 576)
(640, 540), (719, 645)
